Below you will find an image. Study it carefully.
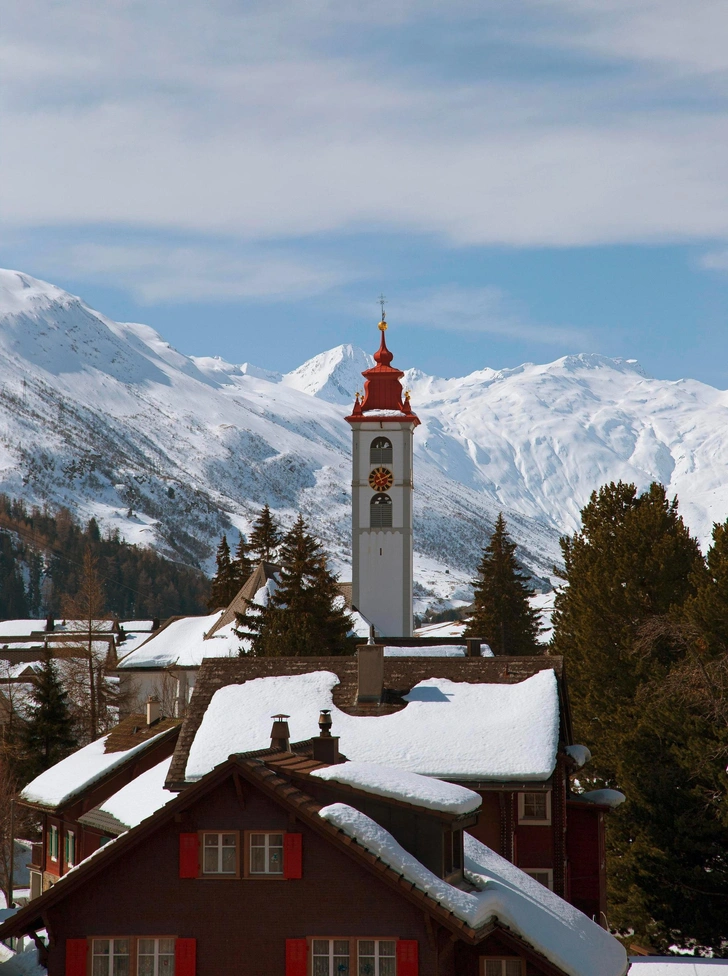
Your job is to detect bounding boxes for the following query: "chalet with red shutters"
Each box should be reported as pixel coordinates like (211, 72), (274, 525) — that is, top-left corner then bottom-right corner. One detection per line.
(0, 710), (627, 976)
(16, 698), (179, 899)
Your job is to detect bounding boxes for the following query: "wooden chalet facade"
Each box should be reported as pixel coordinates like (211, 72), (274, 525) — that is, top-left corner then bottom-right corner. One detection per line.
(18, 707), (180, 899)
(165, 651), (610, 924)
(0, 718), (627, 976)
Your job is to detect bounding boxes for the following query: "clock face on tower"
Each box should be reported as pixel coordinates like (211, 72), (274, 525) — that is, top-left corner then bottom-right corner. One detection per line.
(368, 466), (394, 491)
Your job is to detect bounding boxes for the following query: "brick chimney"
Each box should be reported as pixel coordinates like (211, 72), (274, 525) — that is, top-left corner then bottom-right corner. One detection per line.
(270, 714), (291, 752)
(312, 709), (340, 764)
(146, 695), (162, 726)
(357, 644), (384, 703)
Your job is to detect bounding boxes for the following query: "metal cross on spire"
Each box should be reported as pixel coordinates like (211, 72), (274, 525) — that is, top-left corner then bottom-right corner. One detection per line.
(378, 294), (388, 330)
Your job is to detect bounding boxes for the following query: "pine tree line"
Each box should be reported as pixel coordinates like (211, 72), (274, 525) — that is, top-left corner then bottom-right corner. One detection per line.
(0, 495), (210, 618)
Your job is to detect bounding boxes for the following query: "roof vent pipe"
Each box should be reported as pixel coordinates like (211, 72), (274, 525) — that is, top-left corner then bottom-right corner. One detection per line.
(312, 710), (340, 764)
(146, 696), (162, 726)
(270, 714), (291, 752)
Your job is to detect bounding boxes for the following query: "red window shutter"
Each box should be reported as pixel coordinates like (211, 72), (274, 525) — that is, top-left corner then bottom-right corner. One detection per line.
(397, 940), (418, 976)
(176, 938), (196, 976)
(65, 939), (87, 976)
(284, 833), (303, 879)
(179, 833), (199, 878)
(286, 938), (308, 976)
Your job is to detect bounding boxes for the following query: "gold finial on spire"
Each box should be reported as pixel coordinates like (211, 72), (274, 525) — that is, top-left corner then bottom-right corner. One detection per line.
(378, 293), (388, 331)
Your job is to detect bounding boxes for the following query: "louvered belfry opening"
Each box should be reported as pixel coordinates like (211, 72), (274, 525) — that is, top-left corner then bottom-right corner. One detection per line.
(370, 436), (393, 465)
(370, 493), (392, 528)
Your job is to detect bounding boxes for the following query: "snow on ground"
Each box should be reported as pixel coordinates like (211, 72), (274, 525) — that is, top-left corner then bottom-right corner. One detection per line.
(311, 762), (481, 814)
(629, 963), (728, 974)
(90, 757), (174, 829)
(319, 804), (627, 976)
(0, 944), (46, 976)
(21, 728), (172, 808)
(186, 669), (560, 782)
(116, 613), (241, 669)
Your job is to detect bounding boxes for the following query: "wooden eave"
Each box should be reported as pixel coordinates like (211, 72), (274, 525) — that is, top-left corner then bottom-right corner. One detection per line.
(17, 721), (180, 820)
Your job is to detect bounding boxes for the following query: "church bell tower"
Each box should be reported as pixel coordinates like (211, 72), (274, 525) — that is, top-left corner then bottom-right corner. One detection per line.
(346, 312), (420, 638)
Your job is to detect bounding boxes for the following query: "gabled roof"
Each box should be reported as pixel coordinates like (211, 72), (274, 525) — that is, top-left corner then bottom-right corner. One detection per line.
(168, 656), (567, 789)
(0, 750), (626, 976)
(206, 560), (281, 637)
(19, 716), (180, 812)
(116, 613), (240, 670)
(79, 756), (175, 834)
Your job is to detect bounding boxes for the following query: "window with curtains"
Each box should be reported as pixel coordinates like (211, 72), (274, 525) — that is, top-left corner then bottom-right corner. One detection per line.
(357, 941), (396, 976)
(249, 832), (284, 874)
(202, 831), (238, 875)
(91, 938), (130, 976)
(480, 959), (524, 976)
(313, 940), (351, 976)
(137, 938), (175, 976)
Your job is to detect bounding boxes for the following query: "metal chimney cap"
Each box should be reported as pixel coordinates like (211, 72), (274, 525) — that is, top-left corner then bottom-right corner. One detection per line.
(272, 713), (290, 720)
(318, 709), (333, 737)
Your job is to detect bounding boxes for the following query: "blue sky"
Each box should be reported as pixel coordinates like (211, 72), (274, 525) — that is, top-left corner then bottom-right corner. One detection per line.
(3, 1), (728, 384)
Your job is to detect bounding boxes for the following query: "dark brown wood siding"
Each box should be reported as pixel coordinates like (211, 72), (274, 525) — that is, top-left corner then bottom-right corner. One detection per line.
(42, 777), (437, 976)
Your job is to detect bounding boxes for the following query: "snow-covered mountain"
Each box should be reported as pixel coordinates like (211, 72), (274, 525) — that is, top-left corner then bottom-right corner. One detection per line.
(1, 268), (727, 613)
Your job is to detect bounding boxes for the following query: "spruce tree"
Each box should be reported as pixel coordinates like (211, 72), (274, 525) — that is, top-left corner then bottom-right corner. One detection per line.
(237, 515), (351, 656)
(464, 513), (541, 655)
(231, 535), (254, 590)
(207, 535), (238, 610)
(248, 504), (282, 563)
(551, 481), (714, 951)
(19, 652), (77, 783)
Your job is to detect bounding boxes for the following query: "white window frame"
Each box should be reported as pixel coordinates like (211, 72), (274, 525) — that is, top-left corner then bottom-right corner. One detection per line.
(91, 938), (131, 976)
(357, 940), (397, 976)
(312, 939), (351, 976)
(137, 936), (176, 975)
(65, 829), (76, 868)
(480, 958), (524, 976)
(248, 831), (284, 875)
(201, 831), (238, 875)
(517, 791), (551, 825)
(48, 824), (58, 862)
(522, 868), (553, 890)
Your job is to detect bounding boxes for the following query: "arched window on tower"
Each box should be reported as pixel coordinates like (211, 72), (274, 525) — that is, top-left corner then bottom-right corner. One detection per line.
(370, 437), (393, 465)
(370, 493), (393, 528)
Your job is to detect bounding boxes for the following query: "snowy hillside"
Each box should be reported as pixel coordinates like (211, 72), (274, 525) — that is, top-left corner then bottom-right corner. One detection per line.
(0, 268), (726, 613)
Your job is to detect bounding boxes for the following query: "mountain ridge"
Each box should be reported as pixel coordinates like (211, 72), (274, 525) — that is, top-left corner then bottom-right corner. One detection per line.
(0, 268), (725, 613)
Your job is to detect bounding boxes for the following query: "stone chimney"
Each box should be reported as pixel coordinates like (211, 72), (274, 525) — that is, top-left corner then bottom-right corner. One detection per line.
(270, 714), (291, 752)
(45, 616), (54, 633)
(466, 638), (482, 657)
(146, 695), (162, 726)
(312, 709), (340, 764)
(357, 644), (384, 704)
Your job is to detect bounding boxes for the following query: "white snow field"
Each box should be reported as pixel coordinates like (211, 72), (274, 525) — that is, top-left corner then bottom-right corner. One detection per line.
(185, 669), (560, 782)
(2, 268), (728, 611)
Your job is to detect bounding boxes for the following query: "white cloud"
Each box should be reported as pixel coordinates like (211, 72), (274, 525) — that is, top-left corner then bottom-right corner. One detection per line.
(700, 249), (728, 272)
(2, 0), (728, 251)
(32, 242), (360, 303)
(390, 286), (588, 345)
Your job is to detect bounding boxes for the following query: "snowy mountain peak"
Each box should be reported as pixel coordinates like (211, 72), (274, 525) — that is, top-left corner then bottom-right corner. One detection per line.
(0, 268), (74, 314)
(282, 344), (373, 403)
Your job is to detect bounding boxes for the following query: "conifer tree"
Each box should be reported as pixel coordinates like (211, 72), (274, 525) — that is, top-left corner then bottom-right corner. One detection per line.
(231, 535), (254, 590)
(18, 652), (77, 783)
(236, 515), (351, 656)
(464, 513), (541, 655)
(207, 535), (239, 609)
(247, 504), (282, 563)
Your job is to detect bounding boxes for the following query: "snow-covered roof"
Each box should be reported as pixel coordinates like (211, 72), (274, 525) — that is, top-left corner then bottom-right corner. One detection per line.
(319, 805), (627, 976)
(311, 762), (481, 814)
(116, 613), (241, 669)
(20, 728), (173, 809)
(120, 620), (156, 631)
(414, 620), (467, 639)
(0, 621), (46, 638)
(383, 645), (466, 657)
(629, 962), (728, 974)
(81, 757), (175, 831)
(564, 744), (591, 768)
(185, 668), (560, 783)
(580, 789), (626, 809)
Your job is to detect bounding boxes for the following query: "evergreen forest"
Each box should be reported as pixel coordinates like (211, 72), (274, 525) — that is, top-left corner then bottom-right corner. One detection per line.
(0, 495), (210, 619)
